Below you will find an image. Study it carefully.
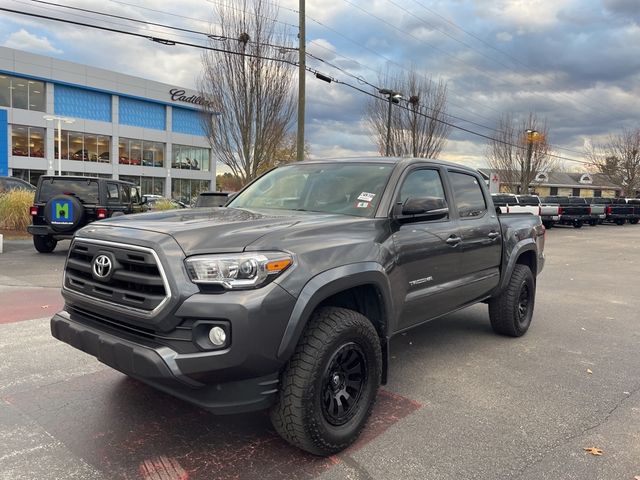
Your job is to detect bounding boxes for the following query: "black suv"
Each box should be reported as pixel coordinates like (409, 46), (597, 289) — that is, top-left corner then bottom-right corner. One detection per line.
(28, 176), (144, 253)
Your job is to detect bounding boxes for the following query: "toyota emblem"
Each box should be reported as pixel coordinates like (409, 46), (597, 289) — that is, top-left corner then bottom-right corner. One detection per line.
(92, 254), (112, 279)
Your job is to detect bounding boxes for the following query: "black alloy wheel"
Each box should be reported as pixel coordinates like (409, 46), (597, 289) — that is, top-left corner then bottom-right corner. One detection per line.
(321, 342), (367, 426)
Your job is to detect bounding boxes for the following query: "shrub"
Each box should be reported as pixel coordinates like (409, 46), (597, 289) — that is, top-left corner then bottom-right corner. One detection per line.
(0, 189), (35, 231)
(152, 199), (179, 211)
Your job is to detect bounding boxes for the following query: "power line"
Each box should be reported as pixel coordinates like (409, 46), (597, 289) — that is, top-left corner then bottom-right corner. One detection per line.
(24, 0), (298, 51)
(1, 5), (590, 166)
(0, 6), (298, 64)
(408, 0), (630, 118)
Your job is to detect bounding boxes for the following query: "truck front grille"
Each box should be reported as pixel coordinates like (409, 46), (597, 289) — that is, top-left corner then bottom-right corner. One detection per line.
(64, 239), (170, 316)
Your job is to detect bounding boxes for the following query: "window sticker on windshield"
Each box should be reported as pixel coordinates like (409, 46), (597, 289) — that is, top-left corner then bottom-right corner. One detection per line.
(357, 192), (376, 202)
(356, 201), (370, 208)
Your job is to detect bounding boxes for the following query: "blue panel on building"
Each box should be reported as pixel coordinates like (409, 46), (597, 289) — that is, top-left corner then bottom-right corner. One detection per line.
(54, 84), (112, 122)
(119, 97), (166, 130)
(172, 107), (206, 136)
(0, 109), (7, 176)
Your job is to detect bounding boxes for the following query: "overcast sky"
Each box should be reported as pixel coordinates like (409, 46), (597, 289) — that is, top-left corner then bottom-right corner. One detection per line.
(1, 0), (639, 170)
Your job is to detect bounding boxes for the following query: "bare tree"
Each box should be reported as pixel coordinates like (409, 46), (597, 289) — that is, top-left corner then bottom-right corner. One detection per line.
(586, 128), (640, 196)
(199, 0), (296, 186)
(486, 112), (555, 194)
(366, 69), (450, 158)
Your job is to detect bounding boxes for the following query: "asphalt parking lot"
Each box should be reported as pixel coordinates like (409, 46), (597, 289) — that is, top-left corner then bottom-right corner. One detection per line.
(1, 225), (639, 480)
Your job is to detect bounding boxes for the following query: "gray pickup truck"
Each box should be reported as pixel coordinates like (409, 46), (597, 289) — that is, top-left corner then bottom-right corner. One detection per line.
(50, 158), (545, 455)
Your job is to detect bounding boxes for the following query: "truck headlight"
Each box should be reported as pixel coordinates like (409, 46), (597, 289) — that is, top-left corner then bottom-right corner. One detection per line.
(185, 252), (293, 289)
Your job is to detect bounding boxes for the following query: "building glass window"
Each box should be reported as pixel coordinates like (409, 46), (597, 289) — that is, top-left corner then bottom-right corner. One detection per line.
(118, 138), (165, 167)
(171, 178), (211, 204)
(11, 169), (46, 186)
(120, 175), (165, 196)
(11, 125), (45, 157)
(172, 144), (210, 171)
(0, 74), (45, 111)
(55, 130), (110, 163)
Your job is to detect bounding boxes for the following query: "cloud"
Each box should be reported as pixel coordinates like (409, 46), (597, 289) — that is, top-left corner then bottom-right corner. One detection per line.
(3, 29), (62, 54)
(496, 31), (513, 42)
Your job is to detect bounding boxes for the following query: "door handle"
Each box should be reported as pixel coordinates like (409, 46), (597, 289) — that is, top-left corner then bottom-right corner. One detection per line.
(488, 231), (500, 240)
(446, 235), (462, 246)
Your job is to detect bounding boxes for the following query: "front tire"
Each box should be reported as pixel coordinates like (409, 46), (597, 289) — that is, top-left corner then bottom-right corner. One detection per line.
(33, 235), (57, 253)
(488, 264), (535, 337)
(270, 307), (382, 456)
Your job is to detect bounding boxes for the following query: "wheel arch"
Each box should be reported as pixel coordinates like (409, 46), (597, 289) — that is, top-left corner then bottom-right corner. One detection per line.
(276, 263), (393, 380)
(496, 239), (538, 295)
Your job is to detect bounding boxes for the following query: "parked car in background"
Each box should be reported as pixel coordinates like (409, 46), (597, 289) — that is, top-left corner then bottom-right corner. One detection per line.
(625, 198), (640, 224)
(517, 195), (559, 229)
(491, 193), (540, 215)
(194, 191), (230, 208)
(28, 176), (144, 253)
(566, 197), (599, 227)
(0, 176), (36, 192)
(586, 197), (634, 225)
(541, 196), (591, 228)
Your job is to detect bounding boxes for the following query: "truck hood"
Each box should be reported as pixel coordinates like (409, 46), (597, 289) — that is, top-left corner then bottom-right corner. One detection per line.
(88, 207), (321, 255)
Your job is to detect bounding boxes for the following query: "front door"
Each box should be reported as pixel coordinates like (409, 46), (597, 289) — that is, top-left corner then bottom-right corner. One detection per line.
(391, 167), (462, 330)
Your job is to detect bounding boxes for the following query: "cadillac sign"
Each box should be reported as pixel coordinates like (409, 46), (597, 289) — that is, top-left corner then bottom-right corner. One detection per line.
(169, 88), (213, 108)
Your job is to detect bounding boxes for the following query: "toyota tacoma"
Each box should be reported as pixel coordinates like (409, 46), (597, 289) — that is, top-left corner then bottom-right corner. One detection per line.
(50, 158), (545, 455)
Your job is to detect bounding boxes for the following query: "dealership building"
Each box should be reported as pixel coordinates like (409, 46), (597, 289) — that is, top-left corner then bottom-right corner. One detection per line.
(0, 46), (215, 202)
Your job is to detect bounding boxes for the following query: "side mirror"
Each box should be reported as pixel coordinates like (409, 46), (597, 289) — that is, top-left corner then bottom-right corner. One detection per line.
(397, 197), (448, 221)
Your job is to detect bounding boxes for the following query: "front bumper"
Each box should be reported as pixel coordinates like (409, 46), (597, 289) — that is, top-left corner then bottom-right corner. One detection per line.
(51, 310), (281, 414)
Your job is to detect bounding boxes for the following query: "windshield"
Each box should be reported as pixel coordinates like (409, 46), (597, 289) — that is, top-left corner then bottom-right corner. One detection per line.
(228, 163), (394, 217)
(38, 178), (100, 204)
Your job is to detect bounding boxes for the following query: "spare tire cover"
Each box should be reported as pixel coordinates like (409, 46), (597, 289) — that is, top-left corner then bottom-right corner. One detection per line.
(44, 194), (85, 232)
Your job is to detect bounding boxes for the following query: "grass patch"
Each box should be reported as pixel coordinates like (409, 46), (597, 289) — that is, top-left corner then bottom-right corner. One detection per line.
(0, 189), (35, 232)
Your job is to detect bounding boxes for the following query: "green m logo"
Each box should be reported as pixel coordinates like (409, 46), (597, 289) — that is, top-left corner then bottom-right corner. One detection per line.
(56, 202), (69, 219)
(51, 199), (73, 223)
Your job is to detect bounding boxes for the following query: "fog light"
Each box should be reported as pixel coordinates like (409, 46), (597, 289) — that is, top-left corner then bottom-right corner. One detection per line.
(208, 326), (227, 346)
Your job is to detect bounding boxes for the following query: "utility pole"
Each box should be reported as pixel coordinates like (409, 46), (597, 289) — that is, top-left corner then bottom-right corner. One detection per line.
(296, 0), (305, 161)
(524, 129), (539, 193)
(379, 89), (402, 157)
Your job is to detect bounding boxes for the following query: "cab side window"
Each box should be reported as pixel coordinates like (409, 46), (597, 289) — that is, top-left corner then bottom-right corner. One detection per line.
(121, 185), (131, 203)
(399, 169), (446, 205)
(449, 171), (486, 218)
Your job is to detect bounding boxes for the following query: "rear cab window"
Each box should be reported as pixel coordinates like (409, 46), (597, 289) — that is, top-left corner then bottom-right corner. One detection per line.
(491, 194), (517, 206)
(449, 171), (487, 218)
(37, 178), (100, 204)
(517, 195), (540, 206)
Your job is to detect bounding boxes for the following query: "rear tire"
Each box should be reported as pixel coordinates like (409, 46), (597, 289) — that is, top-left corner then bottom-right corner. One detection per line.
(270, 307), (382, 456)
(33, 235), (57, 253)
(488, 264), (535, 337)
(573, 220), (583, 228)
(542, 221), (553, 229)
(630, 219), (639, 225)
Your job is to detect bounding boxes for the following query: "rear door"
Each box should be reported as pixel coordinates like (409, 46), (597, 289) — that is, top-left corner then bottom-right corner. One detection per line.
(391, 166), (461, 329)
(447, 169), (502, 304)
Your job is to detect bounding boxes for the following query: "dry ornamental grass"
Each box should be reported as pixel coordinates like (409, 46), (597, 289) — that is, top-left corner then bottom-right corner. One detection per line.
(0, 189), (35, 231)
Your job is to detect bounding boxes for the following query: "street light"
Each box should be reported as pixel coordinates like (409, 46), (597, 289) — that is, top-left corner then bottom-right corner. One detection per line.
(43, 115), (75, 175)
(379, 88), (402, 157)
